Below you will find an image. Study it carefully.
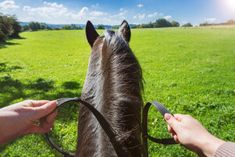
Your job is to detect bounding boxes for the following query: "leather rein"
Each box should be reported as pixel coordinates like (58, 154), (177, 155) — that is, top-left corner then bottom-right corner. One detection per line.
(44, 97), (177, 157)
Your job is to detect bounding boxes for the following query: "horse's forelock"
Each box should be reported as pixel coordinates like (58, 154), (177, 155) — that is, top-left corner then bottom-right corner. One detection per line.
(104, 30), (128, 49)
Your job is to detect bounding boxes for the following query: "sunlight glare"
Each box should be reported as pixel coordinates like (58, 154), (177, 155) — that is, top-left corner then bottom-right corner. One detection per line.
(223, 0), (235, 14)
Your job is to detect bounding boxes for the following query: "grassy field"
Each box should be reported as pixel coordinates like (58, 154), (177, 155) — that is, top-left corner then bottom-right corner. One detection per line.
(0, 27), (235, 157)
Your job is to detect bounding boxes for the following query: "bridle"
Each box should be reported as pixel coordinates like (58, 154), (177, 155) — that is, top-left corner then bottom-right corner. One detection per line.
(44, 97), (177, 157)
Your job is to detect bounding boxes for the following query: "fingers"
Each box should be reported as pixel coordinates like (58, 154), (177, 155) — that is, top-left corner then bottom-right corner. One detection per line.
(26, 124), (51, 134)
(40, 118), (53, 131)
(167, 124), (179, 143)
(164, 113), (179, 132)
(173, 134), (179, 143)
(21, 100), (49, 107)
(46, 110), (57, 124)
(26, 111), (57, 135)
(174, 114), (184, 121)
(167, 124), (175, 134)
(32, 101), (57, 120)
(29, 100), (50, 107)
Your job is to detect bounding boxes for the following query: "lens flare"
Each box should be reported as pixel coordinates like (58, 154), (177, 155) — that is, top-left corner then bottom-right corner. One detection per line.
(223, 0), (235, 14)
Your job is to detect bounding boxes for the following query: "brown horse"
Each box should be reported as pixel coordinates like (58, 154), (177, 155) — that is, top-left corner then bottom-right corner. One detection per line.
(76, 20), (144, 157)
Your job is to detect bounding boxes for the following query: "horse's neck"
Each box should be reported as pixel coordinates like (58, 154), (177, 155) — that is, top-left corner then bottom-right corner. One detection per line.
(76, 51), (143, 157)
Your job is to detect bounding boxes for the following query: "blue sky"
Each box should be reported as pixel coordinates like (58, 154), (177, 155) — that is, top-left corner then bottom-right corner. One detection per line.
(0, 0), (235, 25)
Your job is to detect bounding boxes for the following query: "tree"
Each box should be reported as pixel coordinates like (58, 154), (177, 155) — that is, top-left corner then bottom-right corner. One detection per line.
(62, 24), (81, 30)
(0, 14), (13, 40)
(155, 18), (172, 28)
(0, 30), (5, 42)
(28, 22), (40, 31)
(62, 25), (72, 30)
(22, 25), (30, 31)
(97, 24), (105, 29)
(226, 19), (235, 25)
(199, 22), (210, 26)
(0, 13), (22, 41)
(171, 20), (180, 27)
(8, 16), (21, 38)
(182, 23), (193, 27)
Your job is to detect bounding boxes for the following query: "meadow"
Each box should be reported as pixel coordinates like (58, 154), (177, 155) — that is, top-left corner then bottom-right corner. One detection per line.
(0, 27), (235, 157)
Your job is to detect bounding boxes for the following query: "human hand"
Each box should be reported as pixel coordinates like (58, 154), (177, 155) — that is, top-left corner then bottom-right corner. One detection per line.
(0, 100), (57, 145)
(164, 114), (225, 157)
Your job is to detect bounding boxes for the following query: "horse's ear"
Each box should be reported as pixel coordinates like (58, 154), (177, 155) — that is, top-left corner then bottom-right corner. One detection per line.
(118, 20), (131, 43)
(86, 21), (99, 47)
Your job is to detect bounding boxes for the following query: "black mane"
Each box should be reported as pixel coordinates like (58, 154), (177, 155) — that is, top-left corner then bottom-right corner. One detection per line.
(76, 23), (143, 157)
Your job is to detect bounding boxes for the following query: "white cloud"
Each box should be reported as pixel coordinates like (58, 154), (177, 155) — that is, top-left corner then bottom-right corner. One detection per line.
(0, 1), (170, 25)
(117, 9), (127, 16)
(0, 0), (19, 10)
(132, 12), (170, 24)
(23, 1), (68, 18)
(164, 15), (173, 21)
(147, 12), (162, 18)
(19, 1), (129, 24)
(91, 11), (107, 17)
(137, 4), (144, 8)
(133, 13), (146, 20)
(204, 17), (217, 23)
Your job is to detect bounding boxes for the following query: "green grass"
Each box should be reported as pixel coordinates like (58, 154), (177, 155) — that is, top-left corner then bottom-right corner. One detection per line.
(0, 28), (235, 156)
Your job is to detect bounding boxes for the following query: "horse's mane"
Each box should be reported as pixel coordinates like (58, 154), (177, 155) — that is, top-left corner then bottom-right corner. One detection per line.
(103, 30), (143, 112)
(77, 28), (143, 157)
(100, 30), (144, 148)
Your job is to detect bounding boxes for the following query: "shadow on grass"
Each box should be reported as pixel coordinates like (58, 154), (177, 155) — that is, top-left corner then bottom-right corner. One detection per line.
(0, 37), (25, 49)
(0, 41), (21, 49)
(0, 75), (81, 107)
(0, 63), (82, 114)
(0, 62), (23, 72)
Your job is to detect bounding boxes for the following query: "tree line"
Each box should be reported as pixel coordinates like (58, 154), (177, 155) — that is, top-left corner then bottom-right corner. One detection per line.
(22, 22), (52, 31)
(1, 12), (234, 43)
(0, 13), (21, 42)
(132, 18), (193, 28)
(199, 19), (235, 27)
(22, 22), (82, 31)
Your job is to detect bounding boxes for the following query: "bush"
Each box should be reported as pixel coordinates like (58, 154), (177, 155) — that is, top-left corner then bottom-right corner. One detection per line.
(22, 25), (30, 31)
(171, 20), (180, 27)
(0, 14), (13, 40)
(136, 18), (181, 28)
(0, 13), (21, 41)
(227, 19), (235, 25)
(23, 22), (51, 31)
(28, 22), (41, 31)
(62, 24), (81, 30)
(8, 16), (21, 38)
(0, 30), (6, 42)
(155, 18), (172, 27)
(182, 23), (193, 27)
(97, 24), (105, 29)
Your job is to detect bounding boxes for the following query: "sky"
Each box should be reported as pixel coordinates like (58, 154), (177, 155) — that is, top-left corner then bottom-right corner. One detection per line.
(0, 0), (235, 25)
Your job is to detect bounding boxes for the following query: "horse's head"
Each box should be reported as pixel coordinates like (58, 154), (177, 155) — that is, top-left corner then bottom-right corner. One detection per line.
(77, 21), (143, 157)
(84, 20), (131, 82)
(82, 20), (142, 97)
(86, 19), (131, 51)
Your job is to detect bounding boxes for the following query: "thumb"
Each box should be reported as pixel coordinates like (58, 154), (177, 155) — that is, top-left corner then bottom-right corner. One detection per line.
(164, 113), (179, 131)
(32, 101), (57, 120)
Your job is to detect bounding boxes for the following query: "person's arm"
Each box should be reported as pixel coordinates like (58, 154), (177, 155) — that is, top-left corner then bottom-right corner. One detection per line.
(214, 142), (235, 157)
(164, 113), (234, 157)
(0, 100), (57, 145)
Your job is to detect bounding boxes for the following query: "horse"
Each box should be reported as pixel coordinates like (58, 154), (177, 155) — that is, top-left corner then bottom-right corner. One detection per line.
(76, 20), (144, 157)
